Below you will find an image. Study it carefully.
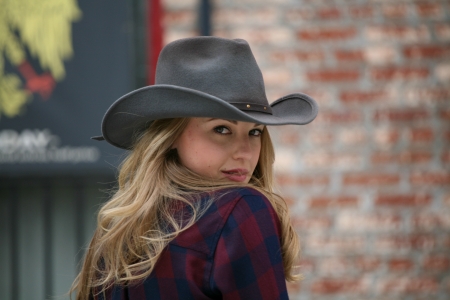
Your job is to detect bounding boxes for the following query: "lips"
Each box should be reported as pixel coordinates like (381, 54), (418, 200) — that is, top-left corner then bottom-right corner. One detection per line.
(221, 169), (249, 182)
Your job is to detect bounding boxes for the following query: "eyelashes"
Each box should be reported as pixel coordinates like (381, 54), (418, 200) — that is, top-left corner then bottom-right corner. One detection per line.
(213, 126), (263, 136)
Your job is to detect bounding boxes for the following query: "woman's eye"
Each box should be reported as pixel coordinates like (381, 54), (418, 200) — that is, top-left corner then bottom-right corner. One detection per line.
(249, 129), (263, 136)
(214, 126), (231, 134)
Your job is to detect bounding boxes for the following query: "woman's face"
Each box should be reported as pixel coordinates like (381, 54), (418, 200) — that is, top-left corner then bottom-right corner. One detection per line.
(172, 118), (264, 183)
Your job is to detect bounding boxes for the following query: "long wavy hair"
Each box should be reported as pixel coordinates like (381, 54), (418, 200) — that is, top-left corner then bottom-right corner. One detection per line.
(71, 118), (300, 299)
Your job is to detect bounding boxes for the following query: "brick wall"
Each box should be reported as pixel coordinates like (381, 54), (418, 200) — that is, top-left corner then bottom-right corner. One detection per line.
(162, 0), (450, 299)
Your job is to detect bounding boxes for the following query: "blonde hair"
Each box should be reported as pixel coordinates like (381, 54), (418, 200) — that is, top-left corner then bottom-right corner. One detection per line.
(71, 118), (300, 299)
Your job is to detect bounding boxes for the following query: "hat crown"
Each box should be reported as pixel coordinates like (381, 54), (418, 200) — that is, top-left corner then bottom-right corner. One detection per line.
(155, 37), (269, 107)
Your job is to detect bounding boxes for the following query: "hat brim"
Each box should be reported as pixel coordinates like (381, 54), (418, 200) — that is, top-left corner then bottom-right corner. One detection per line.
(101, 85), (318, 149)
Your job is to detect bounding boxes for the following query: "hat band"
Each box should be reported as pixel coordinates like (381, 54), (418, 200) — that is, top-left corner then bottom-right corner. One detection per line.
(230, 102), (273, 115)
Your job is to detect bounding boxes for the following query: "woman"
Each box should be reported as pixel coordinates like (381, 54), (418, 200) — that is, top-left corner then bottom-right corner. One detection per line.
(72, 36), (318, 299)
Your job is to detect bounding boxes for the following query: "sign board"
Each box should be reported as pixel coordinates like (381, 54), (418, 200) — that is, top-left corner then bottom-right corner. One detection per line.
(0, 0), (134, 176)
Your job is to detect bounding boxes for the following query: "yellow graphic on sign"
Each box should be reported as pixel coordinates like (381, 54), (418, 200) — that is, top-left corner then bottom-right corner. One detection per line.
(0, 0), (81, 119)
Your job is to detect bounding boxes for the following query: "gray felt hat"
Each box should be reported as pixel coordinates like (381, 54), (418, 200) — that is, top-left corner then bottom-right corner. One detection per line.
(94, 36), (318, 150)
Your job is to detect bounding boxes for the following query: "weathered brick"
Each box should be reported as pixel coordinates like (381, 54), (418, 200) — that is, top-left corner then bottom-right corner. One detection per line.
(410, 171), (450, 185)
(275, 174), (330, 186)
(343, 173), (400, 186)
(293, 216), (332, 231)
(405, 87), (450, 105)
(316, 7), (341, 19)
(315, 110), (363, 124)
(373, 109), (429, 123)
(371, 151), (432, 165)
(336, 213), (401, 232)
(349, 6), (374, 19)
(371, 66), (430, 81)
(416, 3), (444, 19)
(308, 195), (359, 209)
(382, 4), (409, 19)
(375, 194), (431, 206)
(338, 129), (367, 145)
(163, 10), (196, 26)
(306, 69), (360, 82)
(377, 277), (439, 293)
(356, 257), (381, 272)
(413, 213), (450, 231)
(435, 23), (450, 41)
(364, 46), (397, 65)
(435, 62), (450, 83)
(388, 258), (414, 271)
(442, 151), (450, 164)
(376, 235), (436, 253)
(373, 128), (401, 148)
(306, 235), (365, 254)
(301, 152), (363, 169)
(270, 50), (325, 63)
(311, 278), (367, 294)
(214, 8), (277, 25)
(423, 256), (450, 271)
(263, 68), (292, 87)
(309, 131), (334, 146)
(297, 27), (357, 42)
(366, 25), (430, 43)
(340, 90), (388, 104)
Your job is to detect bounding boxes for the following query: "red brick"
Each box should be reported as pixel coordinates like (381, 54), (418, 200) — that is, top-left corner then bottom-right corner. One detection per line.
(163, 10), (196, 26)
(371, 151), (432, 165)
(343, 173), (400, 186)
(382, 4), (408, 19)
(373, 109), (429, 122)
(388, 258), (414, 271)
(416, 3), (444, 18)
(308, 195), (359, 209)
(423, 256), (450, 271)
(311, 278), (367, 294)
(275, 174), (330, 186)
(410, 171), (450, 185)
(270, 50), (325, 62)
(334, 50), (364, 62)
(375, 194), (431, 206)
(409, 128), (434, 142)
(306, 69), (360, 82)
(371, 66), (430, 81)
(349, 6), (374, 19)
(339, 129), (366, 145)
(440, 109), (450, 120)
(297, 27), (357, 41)
(316, 111), (363, 123)
(378, 277), (439, 293)
(340, 90), (388, 104)
(316, 7), (341, 19)
(366, 25), (430, 43)
(442, 151), (450, 163)
(404, 45), (450, 59)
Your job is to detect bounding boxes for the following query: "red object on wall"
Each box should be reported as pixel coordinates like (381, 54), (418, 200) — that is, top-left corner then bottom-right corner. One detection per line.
(147, 0), (163, 85)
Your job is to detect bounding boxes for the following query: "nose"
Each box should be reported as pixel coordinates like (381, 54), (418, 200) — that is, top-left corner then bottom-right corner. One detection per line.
(232, 135), (253, 160)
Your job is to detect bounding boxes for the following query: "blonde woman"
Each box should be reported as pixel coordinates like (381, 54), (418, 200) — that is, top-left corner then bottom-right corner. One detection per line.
(71, 36), (318, 300)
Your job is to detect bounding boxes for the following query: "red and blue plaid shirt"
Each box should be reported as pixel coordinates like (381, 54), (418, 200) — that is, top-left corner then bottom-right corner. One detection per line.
(94, 187), (288, 299)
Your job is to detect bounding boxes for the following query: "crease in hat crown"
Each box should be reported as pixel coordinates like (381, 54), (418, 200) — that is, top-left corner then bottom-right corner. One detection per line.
(96, 36), (319, 150)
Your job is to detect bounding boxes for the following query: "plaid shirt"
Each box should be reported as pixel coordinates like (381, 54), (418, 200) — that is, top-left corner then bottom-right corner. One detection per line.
(95, 187), (288, 300)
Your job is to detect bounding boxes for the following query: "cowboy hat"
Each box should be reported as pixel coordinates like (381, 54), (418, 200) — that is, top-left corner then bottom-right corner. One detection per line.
(93, 36), (318, 149)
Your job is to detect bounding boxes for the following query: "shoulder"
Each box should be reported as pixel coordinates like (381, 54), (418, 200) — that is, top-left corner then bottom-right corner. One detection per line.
(213, 186), (274, 214)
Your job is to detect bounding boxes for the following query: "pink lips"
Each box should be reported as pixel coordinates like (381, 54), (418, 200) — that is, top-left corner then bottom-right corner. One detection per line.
(221, 169), (249, 182)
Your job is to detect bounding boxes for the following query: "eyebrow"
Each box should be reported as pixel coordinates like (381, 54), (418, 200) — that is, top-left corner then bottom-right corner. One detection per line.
(206, 118), (262, 127)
